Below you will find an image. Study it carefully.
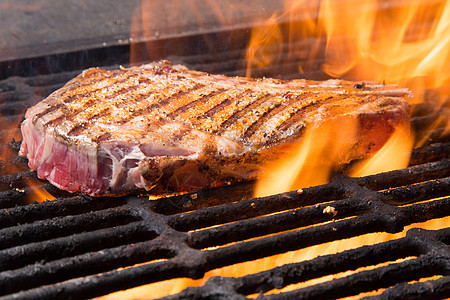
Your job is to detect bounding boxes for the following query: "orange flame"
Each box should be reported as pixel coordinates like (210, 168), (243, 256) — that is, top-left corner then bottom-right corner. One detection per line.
(321, 0), (449, 167)
(320, 0), (450, 92)
(246, 13), (284, 77)
(349, 126), (414, 177)
(245, 0), (450, 105)
(23, 179), (56, 203)
(255, 117), (360, 197)
(247, 0), (449, 196)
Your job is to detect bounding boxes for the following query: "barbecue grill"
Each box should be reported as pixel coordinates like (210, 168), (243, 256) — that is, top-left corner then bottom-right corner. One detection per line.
(1, 1), (449, 299)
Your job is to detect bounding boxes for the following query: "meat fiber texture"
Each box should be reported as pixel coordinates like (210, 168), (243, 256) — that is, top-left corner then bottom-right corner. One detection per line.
(19, 60), (411, 196)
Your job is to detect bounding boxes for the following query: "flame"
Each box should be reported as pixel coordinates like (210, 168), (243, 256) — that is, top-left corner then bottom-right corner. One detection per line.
(246, 0), (449, 196)
(255, 117), (360, 197)
(245, 13), (284, 77)
(246, 0), (450, 103)
(320, 0), (450, 86)
(23, 179), (56, 203)
(349, 126), (414, 177)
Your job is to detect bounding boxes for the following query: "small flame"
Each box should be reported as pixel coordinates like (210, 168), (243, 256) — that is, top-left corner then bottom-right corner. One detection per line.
(25, 182), (56, 203)
(349, 126), (414, 177)
(245, 13), (283, 77)
(255, 117), (360, 197)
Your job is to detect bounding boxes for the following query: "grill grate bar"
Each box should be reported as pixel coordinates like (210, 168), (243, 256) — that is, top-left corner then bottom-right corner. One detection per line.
(266, 253), (447, 300)
(0, 239), (176, 296)
(200, 198), (449, 271)
(0, 206), (137, 250)
(0, 251), (196, 300)
(0, 221), (153, 272)
(355, 158), (450, 191)
(0, 195), (126, 227)
(409, 142), (450, 166)
(167, 182), (346, 232)
(381, 177), (450, 204)
(362, 276), (450, 300)
(186, 196), (370, 249)
(187, 191), (450, 251)
(0, 170), (38, 190)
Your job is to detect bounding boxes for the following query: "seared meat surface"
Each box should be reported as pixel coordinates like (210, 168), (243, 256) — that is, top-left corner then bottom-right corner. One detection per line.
(19, 60), (411, 196)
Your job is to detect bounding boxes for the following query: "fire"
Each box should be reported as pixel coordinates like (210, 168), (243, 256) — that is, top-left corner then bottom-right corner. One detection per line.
(349, 126), (414, 177)
(338, 0), (447, 85)
(248, 0), (449, 196)
(23, 179), (56, 203)
(255, 117), (360, 197)
(319, 0), (450, 113)
(245, 13), (284, 77)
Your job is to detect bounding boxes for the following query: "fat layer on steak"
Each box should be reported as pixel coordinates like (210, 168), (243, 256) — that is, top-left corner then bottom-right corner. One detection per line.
(19, 60), (411, 196)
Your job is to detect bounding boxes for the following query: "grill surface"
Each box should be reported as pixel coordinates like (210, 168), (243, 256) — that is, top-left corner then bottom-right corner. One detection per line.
(0, 143), (449, 299)
(0, 23), (449, 300)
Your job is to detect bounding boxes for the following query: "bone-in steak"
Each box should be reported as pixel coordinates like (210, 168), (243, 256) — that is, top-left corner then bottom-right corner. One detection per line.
(19, 60), (411, 196)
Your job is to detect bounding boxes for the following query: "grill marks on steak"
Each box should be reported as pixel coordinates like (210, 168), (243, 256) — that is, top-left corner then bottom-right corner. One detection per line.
(243, 93), (315, 143)
(19, 61), (411, 196)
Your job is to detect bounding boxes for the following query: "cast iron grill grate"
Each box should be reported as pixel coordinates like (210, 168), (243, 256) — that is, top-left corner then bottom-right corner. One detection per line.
(164, 227), (450, 300)
(0, 137), (449, 299)
(0, 36), (449, 299)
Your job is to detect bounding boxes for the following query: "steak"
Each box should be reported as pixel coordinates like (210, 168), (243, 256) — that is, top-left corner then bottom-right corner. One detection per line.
(19, 60), (411, 196)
